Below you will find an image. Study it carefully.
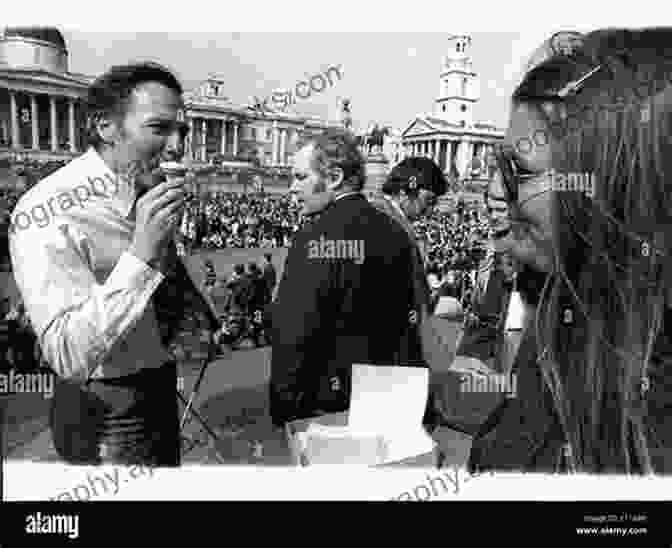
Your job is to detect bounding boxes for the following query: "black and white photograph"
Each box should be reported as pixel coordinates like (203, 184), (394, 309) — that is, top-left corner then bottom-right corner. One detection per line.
(0, 7), (671, 521)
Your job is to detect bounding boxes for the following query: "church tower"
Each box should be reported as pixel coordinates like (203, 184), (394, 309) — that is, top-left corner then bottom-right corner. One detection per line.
(435, 35), (479, 125)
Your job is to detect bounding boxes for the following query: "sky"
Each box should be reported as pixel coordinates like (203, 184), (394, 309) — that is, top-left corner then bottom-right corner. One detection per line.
(60, 30), (563, 134)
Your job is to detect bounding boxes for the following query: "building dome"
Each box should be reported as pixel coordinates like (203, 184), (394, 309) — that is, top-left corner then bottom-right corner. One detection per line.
(0, 26), (69, 73)
(4, 27), (67, 50)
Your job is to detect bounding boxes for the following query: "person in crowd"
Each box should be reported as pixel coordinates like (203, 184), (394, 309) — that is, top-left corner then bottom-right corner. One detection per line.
(469, 28), (672, 474)
(224, 264), (246, 313)
(262, 253), (277, 300)
(247, 262), (270, 347)
(202, 259), (218, 297)
(269, 129), (431, 428)
(9, 62), (218, 466)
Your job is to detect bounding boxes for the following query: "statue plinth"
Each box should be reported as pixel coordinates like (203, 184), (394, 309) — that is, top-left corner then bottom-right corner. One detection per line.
(363, 153), (389, 196)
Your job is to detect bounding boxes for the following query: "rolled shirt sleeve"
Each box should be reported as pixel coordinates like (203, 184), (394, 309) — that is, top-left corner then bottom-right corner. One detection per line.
(9, 221), (164, 380)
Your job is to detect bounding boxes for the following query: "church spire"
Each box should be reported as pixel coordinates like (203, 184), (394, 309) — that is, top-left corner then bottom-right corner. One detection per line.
(435, 35), (479, 125)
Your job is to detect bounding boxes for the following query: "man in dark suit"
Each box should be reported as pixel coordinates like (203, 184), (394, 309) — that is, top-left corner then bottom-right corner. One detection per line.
(269, 129), (426, 427)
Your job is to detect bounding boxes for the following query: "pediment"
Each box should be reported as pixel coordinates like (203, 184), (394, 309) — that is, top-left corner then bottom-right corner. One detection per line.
(402, 117), (435, 138)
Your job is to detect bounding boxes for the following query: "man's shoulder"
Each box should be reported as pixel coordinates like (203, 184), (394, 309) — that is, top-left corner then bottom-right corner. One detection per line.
(12, 152), (93, 214)
(320, 195), (409, 236)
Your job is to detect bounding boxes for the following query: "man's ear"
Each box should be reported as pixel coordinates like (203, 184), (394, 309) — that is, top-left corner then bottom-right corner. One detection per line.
(327, 167), (345, 190)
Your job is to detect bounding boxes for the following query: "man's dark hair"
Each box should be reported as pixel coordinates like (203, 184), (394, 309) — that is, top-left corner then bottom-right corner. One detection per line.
(85, 61), (183, 149)
(264, 253), (272, 261)
(305, 128), (366, 191)
(383, 156), (448, 197)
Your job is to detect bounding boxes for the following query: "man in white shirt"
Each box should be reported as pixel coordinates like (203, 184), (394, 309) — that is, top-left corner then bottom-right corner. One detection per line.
(9, 62), (217, 466)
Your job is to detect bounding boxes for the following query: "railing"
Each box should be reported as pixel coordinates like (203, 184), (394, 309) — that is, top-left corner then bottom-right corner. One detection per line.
(0, 147), (79, 163)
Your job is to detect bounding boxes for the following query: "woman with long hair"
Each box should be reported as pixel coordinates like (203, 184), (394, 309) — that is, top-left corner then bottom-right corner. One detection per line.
(471, 28), (672, 474)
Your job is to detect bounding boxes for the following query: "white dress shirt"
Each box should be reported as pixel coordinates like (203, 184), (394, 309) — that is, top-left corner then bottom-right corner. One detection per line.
(9, 147), (173, 381)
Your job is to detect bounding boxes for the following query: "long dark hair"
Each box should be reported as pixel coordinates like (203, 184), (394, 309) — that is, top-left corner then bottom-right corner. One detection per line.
(514, 28), (672, 473)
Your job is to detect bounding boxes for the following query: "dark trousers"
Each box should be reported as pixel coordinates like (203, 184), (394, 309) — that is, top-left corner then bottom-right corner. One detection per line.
(51, 362), (180, 467)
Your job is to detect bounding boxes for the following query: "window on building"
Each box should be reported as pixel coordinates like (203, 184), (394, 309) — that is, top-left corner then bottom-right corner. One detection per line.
(462, 77), (468, 97)
(266, 129), (272, 140)
(251, 128), (257, 140)
(442, 105), (446, 112)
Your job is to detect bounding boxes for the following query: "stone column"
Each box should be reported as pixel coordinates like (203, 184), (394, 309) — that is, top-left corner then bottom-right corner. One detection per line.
(9, 90), (19, 149)
(220, 119), (227, 155)
(201, 119), (207, 162)
(280, 129), (287, 166)
(434, 139), (440, 165)
(31, 94), (39, 150)
(233, 122), (239, 156)
(189, 118), (196, 161)
(272, 123), (279, 165)
(50, 96), (58, 152)
(68, 99), (77, 153)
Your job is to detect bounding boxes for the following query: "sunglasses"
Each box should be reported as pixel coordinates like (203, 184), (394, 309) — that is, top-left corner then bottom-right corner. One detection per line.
(493, 144), (541, 205)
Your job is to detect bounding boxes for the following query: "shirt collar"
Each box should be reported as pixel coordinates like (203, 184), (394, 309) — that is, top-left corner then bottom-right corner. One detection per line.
(383, 194), (407, 221)
(85, 147), (137, 219)
(334, 191), (361, 202)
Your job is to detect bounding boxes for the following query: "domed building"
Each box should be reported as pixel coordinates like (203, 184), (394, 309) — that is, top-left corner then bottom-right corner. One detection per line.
(0, 26), (92, 164)
(0, 27), (339, 194)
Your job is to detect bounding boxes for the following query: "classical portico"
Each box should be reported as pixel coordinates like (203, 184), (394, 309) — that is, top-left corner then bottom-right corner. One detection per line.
(0, 86), (85, 153)
(183, 112), (241, 163)
(183, 76), (317, 168)
(400, 35), (504, 184)
(0, 27), (90, 161)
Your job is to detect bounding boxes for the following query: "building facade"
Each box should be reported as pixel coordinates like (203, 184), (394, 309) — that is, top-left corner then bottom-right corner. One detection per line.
(181, 73), (339, 170)
(400, 35), (504, 199)
(0, 27), (338, 193)
(0, 27), (91, 172)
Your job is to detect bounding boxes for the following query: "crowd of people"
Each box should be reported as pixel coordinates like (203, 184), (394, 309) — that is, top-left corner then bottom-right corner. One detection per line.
(179, 193), (303, 250)
(202, 253), (277, 349)
(414, 208), (492, 310)
(5, 26), (672, 475)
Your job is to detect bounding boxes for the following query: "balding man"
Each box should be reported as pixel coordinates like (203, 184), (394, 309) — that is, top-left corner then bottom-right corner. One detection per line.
(269, 129), (427, 427)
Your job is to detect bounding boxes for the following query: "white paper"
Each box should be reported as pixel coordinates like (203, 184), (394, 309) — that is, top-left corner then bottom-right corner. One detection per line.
(434, 296), (463, 318)
(295, 427), (388, 465)
(347, 364), (436, 464)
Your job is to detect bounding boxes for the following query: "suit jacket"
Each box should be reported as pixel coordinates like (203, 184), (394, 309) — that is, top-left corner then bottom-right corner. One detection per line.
(262, 263), (277, 293)
(369, 194), (443, 364)
(457, 267), (513, 366)
(269, 194), (425, 426)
